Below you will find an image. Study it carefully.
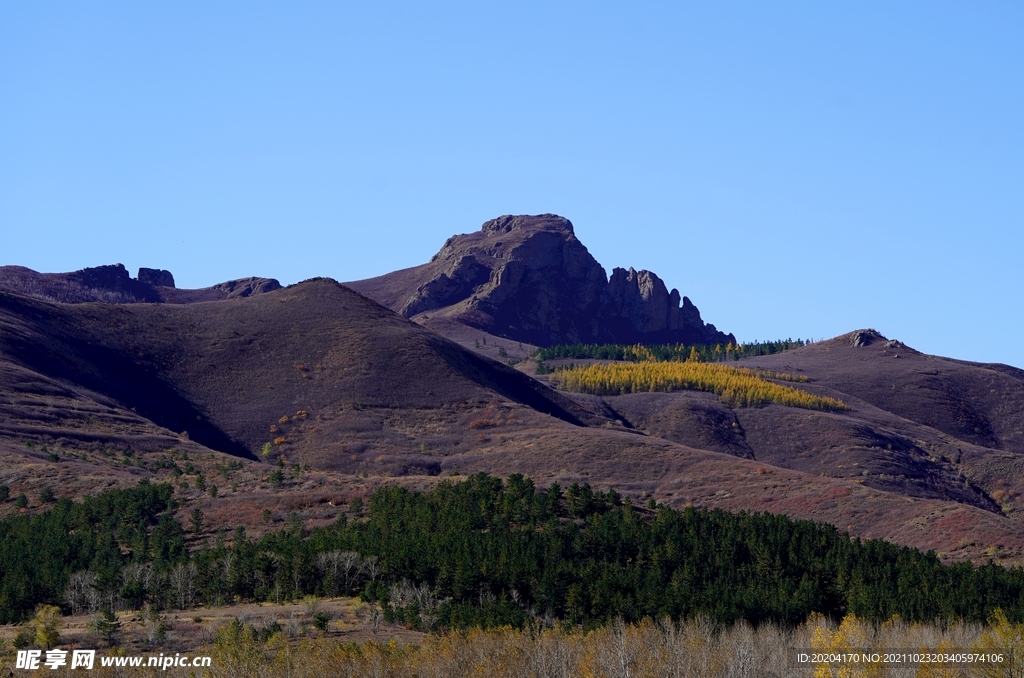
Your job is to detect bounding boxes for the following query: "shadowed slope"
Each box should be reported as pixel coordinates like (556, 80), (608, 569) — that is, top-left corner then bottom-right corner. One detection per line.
(0, 281), (596, 469)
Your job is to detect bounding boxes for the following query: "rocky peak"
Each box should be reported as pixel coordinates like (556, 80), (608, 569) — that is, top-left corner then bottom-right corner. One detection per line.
(850, 329), (885, 347)
(846, 329), (919, 356)
(606, 267), (673, 334)
(481, 213), (575, 236)
(61, 264), (161, 302)
(69, 263), (132, 288)
(347, 214), (735, 347)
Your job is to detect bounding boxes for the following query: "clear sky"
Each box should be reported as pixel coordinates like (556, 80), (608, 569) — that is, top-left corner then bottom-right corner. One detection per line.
(2, 3), (1021, 366)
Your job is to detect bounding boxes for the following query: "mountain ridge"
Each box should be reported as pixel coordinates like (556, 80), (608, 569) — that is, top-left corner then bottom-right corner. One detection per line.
(0, 263), (282, 304)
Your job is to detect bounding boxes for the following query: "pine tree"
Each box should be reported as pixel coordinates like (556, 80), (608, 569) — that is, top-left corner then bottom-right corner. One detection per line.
(190, 507), (204, 535)
(94, 609), (121, 646)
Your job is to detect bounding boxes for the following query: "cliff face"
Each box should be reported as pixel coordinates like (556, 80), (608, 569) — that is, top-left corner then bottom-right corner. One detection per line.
(346, 214), (734, 346)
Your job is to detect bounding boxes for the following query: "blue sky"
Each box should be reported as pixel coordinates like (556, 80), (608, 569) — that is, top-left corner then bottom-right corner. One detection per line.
(2, 3), (1021, 366)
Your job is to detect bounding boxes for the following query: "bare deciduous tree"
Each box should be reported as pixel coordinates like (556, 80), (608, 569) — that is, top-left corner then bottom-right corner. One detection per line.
(388, 579), (415, 608)
(361, 555), (381, 583)
(120, 562), (152, 590)
(141, 603), (166, 647)
(64, 570), (100, 616)
(315, 551), (340, 595)
(356, 603), (384, 634)
(338, 551), (360, 593)
(592, 618), (641, 678)
(169, 562), (197, 610)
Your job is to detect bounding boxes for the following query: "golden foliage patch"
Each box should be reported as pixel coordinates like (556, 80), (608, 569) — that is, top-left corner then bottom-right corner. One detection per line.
(552, 361), (848, 411)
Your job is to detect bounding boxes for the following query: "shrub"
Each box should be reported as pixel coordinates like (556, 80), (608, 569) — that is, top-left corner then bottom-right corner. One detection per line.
(312, 611), (332, 631)
(13, 626), (33, 649)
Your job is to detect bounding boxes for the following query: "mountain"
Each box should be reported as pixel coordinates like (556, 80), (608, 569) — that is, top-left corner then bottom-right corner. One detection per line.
(346, 214), (735, 347)
(0, 263), (281, 304)
(3, 221), (1024, 565)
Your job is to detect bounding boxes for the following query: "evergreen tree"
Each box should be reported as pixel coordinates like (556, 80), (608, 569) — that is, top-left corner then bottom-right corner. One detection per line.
(94, 609), (121, 646)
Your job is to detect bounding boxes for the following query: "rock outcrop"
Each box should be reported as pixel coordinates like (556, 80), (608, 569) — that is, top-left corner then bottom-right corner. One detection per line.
(208, 277), (282, 299)
(0, 264), (281, 305)
(137, 267), (175, 287)
(346, 214), (734, 346)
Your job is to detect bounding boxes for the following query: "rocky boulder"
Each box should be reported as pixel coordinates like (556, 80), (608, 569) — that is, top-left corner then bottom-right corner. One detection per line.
(851, 329), (884, 347)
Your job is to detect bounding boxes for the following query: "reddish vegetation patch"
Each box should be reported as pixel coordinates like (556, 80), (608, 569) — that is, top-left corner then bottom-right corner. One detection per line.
(823, 485), (851, 499)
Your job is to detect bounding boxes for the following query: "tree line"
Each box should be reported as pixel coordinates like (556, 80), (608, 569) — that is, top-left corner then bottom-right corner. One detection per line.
(2, 474), (1024, 631)
(535, 339), (809, 367)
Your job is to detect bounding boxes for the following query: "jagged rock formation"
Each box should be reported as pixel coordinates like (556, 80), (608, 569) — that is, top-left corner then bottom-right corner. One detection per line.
(346, 214), (735, 346)
(0, 264), (161, 303)
(0, 264), (281, 305)
(137, 267), (175, 287)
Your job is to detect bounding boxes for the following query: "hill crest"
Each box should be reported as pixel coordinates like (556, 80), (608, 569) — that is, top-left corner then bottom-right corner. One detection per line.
(0, 263), (281, 304)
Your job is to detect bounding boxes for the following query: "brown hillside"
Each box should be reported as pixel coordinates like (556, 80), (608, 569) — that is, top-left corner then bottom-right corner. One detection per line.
(0, 281), (599, 470)
(3, 281), (1024, 564)
(730, 330), (1024, 519)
